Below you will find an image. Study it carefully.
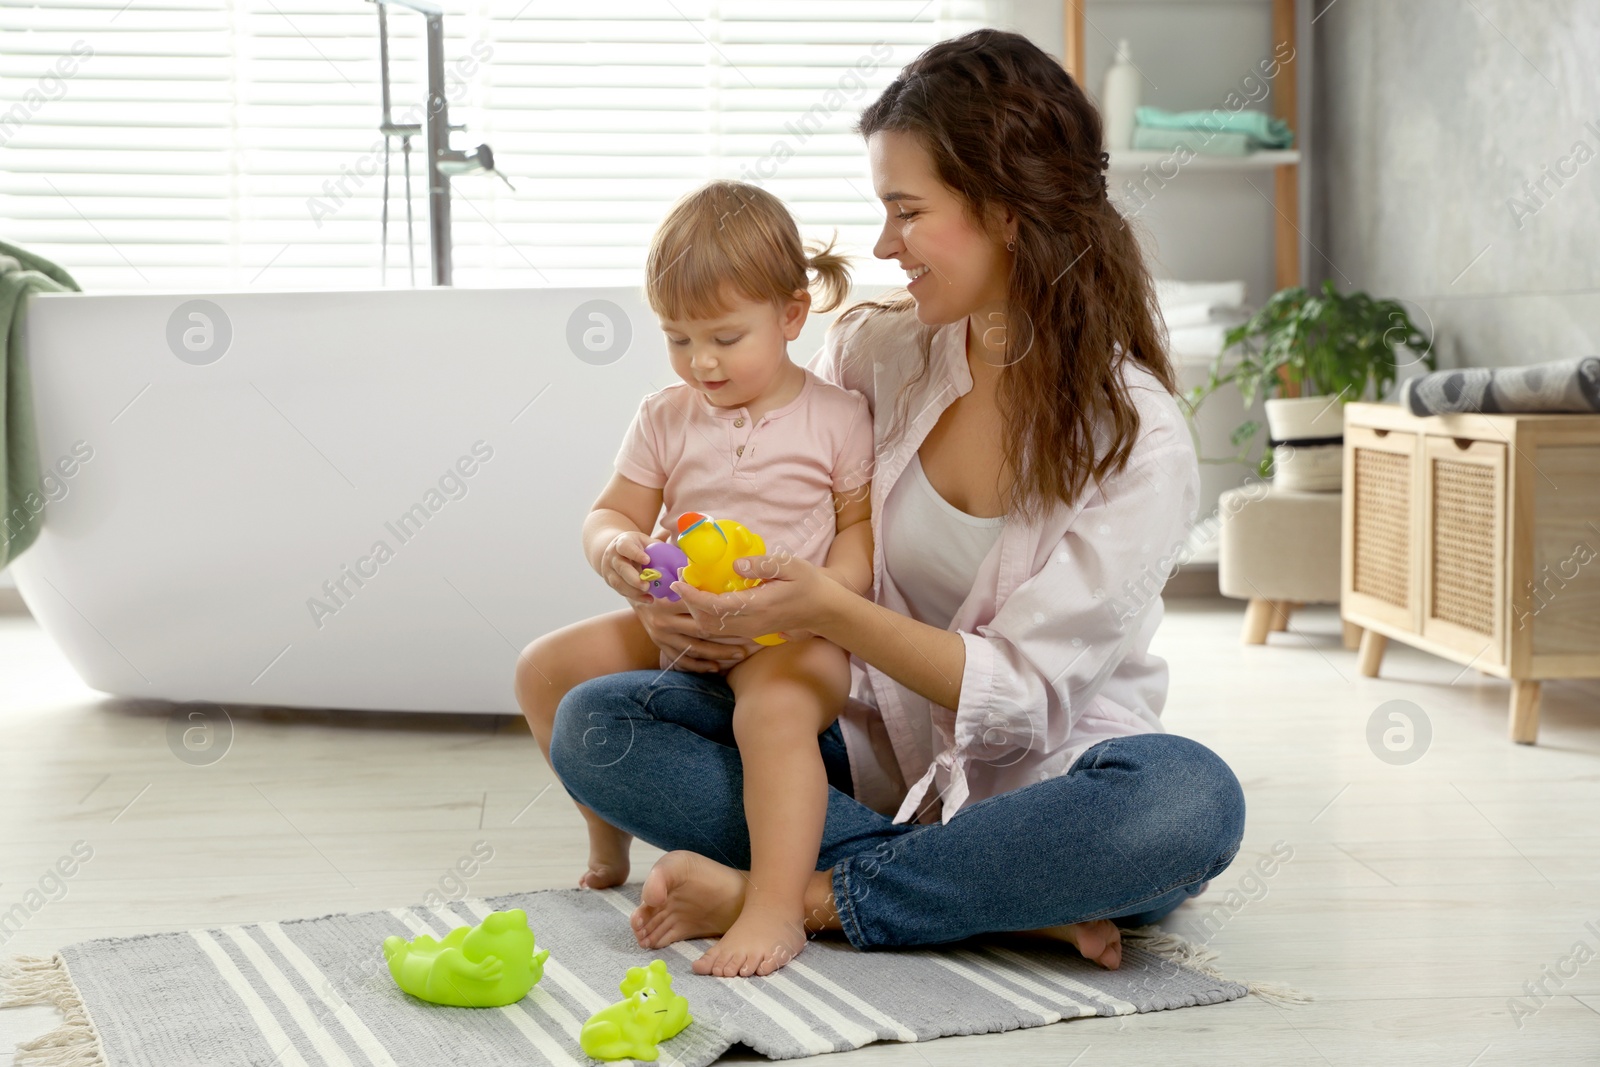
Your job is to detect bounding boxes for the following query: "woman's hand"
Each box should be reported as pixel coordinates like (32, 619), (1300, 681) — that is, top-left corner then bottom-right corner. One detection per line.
(669, 552), (834, 644)
(632, 595), (763, 672)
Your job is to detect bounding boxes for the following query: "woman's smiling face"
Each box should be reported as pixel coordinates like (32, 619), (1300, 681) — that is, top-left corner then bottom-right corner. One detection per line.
(867, 129), (1012, 326)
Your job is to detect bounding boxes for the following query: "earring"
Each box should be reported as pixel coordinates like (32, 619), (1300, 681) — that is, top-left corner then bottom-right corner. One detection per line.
(1006, 238), (1016, 252)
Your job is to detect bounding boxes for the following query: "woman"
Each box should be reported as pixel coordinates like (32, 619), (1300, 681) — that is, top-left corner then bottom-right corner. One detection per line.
(518, 27), (1245, 978)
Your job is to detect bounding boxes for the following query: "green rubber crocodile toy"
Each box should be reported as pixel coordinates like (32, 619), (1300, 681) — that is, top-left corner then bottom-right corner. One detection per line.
(382, 908), (550, 1008)
(579, 959), (693, 1061)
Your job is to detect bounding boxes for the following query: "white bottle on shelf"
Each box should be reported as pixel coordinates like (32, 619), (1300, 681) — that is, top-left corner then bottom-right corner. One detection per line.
(1101, 38), (1139, 151)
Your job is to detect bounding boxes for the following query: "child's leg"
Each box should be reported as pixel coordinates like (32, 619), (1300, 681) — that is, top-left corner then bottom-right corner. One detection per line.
(515, 608), (664, 889)
(692, 636), (851, 977)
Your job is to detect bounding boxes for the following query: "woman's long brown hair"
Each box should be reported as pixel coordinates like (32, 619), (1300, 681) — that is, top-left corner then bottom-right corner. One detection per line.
(849, 28), (1177, 523)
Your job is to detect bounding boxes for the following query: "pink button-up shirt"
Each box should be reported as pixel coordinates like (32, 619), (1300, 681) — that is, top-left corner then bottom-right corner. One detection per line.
(614, 365), (875, 672)
(613, 366), (873, 565)
(807, 303), (1200, 825)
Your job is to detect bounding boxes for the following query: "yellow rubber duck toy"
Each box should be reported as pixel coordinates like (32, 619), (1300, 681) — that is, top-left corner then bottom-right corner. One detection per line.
(382, 908), (550, 1008)
(674, 512), (786, 646)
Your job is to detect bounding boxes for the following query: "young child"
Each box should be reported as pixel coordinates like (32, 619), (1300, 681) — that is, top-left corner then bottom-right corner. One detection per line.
(518, 180), (874, 979)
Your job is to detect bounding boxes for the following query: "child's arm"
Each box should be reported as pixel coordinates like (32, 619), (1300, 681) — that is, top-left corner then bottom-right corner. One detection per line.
(583, 472), (666, 604)
(817, 481), (873, 598)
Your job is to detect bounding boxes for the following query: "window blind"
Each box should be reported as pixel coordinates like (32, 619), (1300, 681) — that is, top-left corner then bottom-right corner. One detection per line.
(0, 0), (1000, 290)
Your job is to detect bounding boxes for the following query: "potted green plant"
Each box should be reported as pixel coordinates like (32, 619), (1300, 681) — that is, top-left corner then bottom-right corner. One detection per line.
(1187, 279), (1434, 484)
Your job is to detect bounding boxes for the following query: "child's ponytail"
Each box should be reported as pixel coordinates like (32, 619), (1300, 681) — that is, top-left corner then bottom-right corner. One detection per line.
(804, 232), (852, 314)
(646, 180), (853, 322)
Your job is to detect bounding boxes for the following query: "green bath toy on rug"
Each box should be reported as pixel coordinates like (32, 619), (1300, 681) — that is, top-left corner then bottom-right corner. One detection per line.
(579, 959), (693, 1061)
(382, 908), (550, 1007)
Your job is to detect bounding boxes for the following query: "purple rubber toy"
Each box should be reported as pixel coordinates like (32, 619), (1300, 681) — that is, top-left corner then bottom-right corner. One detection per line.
(640, 542), (690, 601)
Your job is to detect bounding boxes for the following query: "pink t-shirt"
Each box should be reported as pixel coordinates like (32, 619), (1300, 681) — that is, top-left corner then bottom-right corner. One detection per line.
(614, 365), (874, 574)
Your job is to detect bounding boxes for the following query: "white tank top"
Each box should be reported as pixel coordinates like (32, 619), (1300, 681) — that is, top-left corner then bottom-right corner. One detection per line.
(882, 452), (1007, 630)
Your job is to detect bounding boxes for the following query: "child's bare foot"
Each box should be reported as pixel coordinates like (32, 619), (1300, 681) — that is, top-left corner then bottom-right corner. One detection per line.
(693, 902), (807, 977)
(630, 851), (745, 950)
(578, 826), (633, 890)
(1025, 919), (1123, 969)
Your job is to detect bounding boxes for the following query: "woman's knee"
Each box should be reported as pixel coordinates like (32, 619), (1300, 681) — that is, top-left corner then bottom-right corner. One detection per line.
(548, 674), (640, 793)
(1158, 735), (1245, 871)
(1084, 733), (1246, 874)
(1170, 735), (1246, 847)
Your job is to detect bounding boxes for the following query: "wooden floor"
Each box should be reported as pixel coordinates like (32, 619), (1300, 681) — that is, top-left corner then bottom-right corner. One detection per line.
(2, 599), (1598, 1065)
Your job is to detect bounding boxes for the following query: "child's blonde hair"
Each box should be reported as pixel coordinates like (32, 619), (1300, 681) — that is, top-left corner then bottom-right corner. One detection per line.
(645, 180), (852, 323)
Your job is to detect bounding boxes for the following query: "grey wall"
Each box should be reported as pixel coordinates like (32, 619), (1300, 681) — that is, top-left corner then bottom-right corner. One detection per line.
(1312, 0), (1600, 371)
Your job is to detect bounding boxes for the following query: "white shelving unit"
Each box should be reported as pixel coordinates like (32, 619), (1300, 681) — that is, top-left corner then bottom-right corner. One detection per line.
(1066, 0), (1311, 566)
(1107, 149), (1301, 171)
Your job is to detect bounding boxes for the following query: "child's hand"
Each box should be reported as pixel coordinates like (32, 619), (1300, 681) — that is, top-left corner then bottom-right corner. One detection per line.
(602, 531), (656, 605)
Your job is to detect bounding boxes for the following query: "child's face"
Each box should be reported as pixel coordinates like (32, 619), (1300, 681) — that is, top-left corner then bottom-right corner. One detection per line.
(660, 286), (809, 408)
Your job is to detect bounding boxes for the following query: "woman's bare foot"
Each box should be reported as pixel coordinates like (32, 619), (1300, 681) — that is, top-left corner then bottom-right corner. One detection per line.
(1026, 919), (1123, 969)
(578, 825), (633, 890)
(630, 851), (746, 953)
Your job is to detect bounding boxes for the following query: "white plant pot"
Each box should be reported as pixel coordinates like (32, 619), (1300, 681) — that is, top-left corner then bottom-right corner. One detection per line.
(1264, 395), (1346, 443)
(1272, 443), (1343, 492)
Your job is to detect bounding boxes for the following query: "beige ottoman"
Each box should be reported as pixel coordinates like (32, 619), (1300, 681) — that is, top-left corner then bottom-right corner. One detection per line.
(1217, 485), (1356, 646)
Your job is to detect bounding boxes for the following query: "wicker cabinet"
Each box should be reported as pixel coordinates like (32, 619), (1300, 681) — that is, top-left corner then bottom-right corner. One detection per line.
(1341, 403), (1600, 743)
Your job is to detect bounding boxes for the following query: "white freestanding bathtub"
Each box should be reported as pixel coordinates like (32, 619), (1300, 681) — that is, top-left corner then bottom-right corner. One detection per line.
(11, 285), (866, 713)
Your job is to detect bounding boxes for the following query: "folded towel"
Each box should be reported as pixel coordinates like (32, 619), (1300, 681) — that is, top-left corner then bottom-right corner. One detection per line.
(2, 240), (81, 568)
(1134, 105), (1295, 149)
(1131, 125), (1252, 157)
(1161, 303), (1223, 328)
(1155, 279), (1248, 311)
(1400, 356), (1600, 416)
(1166, 322), (1233, 359)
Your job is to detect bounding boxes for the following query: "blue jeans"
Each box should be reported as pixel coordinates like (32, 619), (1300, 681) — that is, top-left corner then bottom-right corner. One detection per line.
(550, 669), (1245, 951)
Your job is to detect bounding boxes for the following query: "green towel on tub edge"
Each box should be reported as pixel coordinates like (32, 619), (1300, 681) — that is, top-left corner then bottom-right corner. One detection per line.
(1, 239), (81, 568)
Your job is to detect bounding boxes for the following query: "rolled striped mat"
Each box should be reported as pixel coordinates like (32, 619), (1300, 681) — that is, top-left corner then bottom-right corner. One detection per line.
(2, 883), (1264, 1066)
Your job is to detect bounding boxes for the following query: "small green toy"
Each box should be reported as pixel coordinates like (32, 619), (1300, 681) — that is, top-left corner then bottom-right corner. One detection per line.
(382, 908), (550, 1008)
(579, 959), (693, 1061)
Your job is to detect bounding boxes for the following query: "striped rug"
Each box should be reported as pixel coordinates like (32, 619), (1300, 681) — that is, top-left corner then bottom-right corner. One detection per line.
(1, 883), (1262, 1066)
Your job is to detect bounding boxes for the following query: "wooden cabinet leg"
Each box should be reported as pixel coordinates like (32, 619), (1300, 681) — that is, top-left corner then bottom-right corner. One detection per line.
(1242, 598), (1273, 645)
(1341, 620), (1362, 650)
(1357, 630), (1387, 677)
(1510, 680), (1541, 744)
(1269, 601), (1293, 631)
